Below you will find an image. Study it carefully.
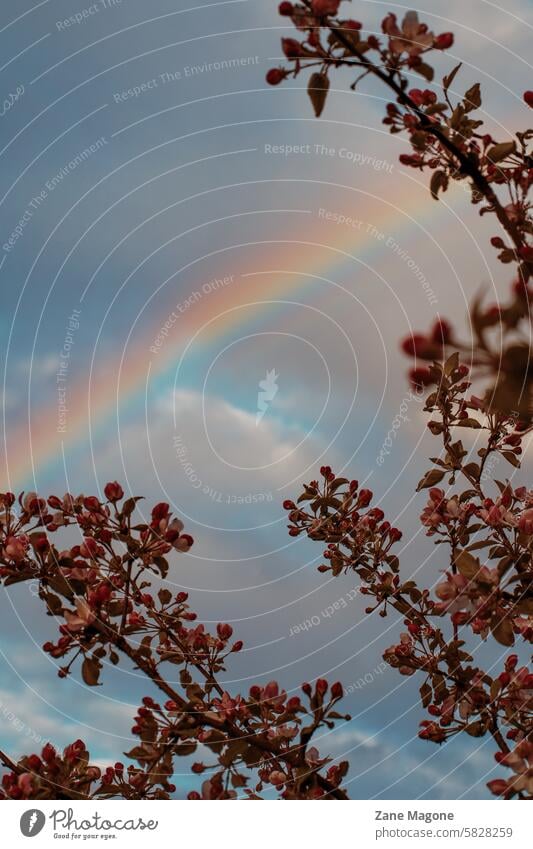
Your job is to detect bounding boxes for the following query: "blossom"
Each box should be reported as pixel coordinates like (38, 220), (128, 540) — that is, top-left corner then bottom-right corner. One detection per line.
(518, 507), (533, 534)
(64, 598), (95, 632)
(3, 534), (29, 563)
(382, 11), (434, 57)
(212, 692), (248, 722)
(420, 489), (473, 534)
(490, 740), (533, 797)
(478, 498), (516, 528)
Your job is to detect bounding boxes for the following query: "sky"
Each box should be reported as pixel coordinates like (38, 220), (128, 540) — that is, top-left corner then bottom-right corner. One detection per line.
(0, 0), (532, 800)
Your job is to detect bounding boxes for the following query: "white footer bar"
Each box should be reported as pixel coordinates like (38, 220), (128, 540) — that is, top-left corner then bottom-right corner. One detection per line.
(4, 799), (529, 848)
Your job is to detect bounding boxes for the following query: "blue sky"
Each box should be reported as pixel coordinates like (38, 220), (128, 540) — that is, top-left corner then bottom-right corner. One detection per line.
(0, 0), (532, 798)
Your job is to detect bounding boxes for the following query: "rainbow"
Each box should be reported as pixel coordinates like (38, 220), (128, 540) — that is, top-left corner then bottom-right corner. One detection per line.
(4, 181), (455, 490)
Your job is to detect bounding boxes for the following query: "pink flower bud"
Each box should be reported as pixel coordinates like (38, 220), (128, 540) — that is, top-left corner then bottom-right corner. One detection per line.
(331, 681), (343, 699)
(316, 678), (328, 697)
(435, 32), (454, 49)
(487, 779), (508, 796)
(505, 654), (518, 671)
(151, 502), (169, 520)
(358, 489), (372, 507)
(41, 743), (56, 763)
(266, 68), (285, 86)
(83, 496), (100, 512)
(217, 623), (233, 641)
(104, 481), (124, 501)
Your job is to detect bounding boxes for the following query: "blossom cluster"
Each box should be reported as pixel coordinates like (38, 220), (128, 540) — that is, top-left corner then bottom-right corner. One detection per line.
(286, 364), (532, 798)
(0, 485), (349, 800)
(270, 2), (533, 418)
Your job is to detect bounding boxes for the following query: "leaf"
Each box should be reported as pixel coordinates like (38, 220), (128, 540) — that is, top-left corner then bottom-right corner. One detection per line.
(48, 574), (75, 600)
(107, 600), (125, 617)
(420, 681), (432, 708)
(307, 73), (329, 118)
(450, 104), (465, 129)
(463, 82), (481, 112)
(4, 573), (32, 586)
(416, 62), (434, 82)
(121, 497), (138, 517)
(81, 657), (101, 687)
(430, 169), (448, 200)
(486, 141), (516, 163)
(443, 62), (462, 93)
(124, 745), (150, 762)
(186, 683), (205, 703)
(44, 592), (63, 615)
(416, 469), (445, 491)
(491, 618), (514, 647)
(454, 550), (481, 580)
(462, 462), (480, 479)
(180, 669), (192, 686)
(457, 418), (482, 429)
(153, 556), (169, 578)
(464, 721), (485, 737)
(158, 588), (172, 606)
(466, 540), (492, 552)
(500, 450), (521, 468)
(444, 351), (460, 375)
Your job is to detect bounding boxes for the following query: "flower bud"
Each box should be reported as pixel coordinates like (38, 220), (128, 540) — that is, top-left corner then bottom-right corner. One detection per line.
(41, 743), (56, 763)
(316, 678), (328, 697)
(83, 496), (100, 512)
(27, 754), (42, 771)
(217, 623), (233, 641)
(358, 489), (372, 507)
(104, 481), (124, 502)
(487, 779), (508, 796)
(434, 32), (454, 49)
(266, 68), (285, 86)
(331, 681), (343, 699)
(151, 502), (170, 520)
(505, 654), (518, 671)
